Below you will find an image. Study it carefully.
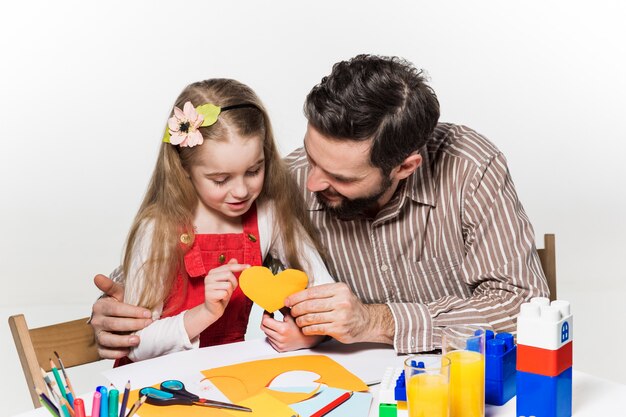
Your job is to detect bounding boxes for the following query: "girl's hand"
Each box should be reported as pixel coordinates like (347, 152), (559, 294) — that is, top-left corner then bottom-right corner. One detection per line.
(203, 259), (249, 320)
(260, 308), (326, 352)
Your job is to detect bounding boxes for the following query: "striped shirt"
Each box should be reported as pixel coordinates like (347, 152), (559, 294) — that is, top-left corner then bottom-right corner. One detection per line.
(285, 123), (549, 353)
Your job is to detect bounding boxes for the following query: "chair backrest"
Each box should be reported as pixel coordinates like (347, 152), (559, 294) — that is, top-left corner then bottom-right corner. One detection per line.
(537, 233), (557, 301)
(8, 314), (101, 408)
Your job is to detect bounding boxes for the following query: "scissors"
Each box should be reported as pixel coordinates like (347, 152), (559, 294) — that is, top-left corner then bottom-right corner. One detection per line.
(139, 379), (252, 412)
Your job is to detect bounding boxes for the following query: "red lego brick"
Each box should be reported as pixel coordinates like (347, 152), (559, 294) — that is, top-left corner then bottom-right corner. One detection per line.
(517, 341), (572, 377)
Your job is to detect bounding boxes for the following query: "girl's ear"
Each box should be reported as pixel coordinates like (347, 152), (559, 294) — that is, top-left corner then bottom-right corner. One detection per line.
(391, 153), (422, 181)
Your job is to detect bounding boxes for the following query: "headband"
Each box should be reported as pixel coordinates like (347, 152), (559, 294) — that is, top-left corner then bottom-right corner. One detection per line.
(162, 101), (259, 148)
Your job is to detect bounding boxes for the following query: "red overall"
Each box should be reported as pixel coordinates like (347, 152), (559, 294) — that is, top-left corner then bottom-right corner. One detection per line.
(114, 205), (261, 367)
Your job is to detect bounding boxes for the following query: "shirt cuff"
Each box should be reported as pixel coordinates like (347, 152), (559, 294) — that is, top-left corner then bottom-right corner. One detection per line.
(387, 302), (433, 353)
(128, 311), (194, 362)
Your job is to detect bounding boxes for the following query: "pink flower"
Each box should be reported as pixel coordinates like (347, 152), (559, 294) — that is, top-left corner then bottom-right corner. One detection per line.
(167, 101), (205, 147)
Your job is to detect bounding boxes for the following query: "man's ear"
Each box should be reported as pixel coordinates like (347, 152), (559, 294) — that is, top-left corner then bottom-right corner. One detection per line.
(391, 153), (422, 181)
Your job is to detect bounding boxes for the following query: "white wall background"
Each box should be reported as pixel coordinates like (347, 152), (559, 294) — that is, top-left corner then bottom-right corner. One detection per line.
(2, 1), (625, 415)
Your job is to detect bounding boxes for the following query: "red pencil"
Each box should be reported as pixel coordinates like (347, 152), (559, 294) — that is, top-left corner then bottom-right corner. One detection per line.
(310, 391), (353, 417)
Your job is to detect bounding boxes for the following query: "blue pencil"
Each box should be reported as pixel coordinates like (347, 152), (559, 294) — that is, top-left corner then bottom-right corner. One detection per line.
(118, 380), (130, 417)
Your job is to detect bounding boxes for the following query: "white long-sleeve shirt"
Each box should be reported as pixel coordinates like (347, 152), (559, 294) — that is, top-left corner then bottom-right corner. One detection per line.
(123, 199), (334, 361)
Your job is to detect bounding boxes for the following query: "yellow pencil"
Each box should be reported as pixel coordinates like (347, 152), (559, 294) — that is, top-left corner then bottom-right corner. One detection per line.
(125, 395), (146, 417)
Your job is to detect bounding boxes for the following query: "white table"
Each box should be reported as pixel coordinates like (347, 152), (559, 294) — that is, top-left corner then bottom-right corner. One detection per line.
(12, 339), (626, 417)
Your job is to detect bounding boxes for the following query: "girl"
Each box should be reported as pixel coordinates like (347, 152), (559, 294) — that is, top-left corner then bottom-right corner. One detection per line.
(118, 79), (333, 363)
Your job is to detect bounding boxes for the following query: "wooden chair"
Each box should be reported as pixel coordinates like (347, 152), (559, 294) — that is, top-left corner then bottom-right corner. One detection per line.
(537, 233), (557, 301)
(8, 314), (101, 408)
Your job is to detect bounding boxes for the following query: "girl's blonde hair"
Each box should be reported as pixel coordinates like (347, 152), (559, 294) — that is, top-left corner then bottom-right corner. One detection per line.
(122, 79), (325, 312)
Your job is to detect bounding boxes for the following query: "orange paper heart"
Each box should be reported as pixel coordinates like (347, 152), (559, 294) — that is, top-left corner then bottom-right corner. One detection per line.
(239, 266), (308, 313)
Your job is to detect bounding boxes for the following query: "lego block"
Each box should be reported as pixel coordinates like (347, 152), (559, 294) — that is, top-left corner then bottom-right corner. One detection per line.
(395, 369), (407, 401)
(516, 367), (572, 417)
(485, 332), (517, 405)
(379, 367), (404, 404)
(517, 341), (572, 377)
(486, 332), (516, 381)
(378, 402), (408, 417)
(379, 402), (397, 417)
(486, 376), (516, 407)
(517, 298), (573, 350)
(377, 366), (410, 417)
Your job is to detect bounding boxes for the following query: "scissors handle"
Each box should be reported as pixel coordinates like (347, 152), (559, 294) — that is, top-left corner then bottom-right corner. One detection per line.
(152, 380), (252, 412)
(160, 380), (199, 401)
(139, 387), (194, 406)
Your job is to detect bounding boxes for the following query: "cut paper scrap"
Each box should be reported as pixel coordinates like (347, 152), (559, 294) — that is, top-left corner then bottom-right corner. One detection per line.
(239, 266), (308, 312)
(286, 386), (373, 417)
(123, 383), (232, 417)
(201, 355), (369, 404)
(221, 390), (298, 417)
(267, 370), (323, 403)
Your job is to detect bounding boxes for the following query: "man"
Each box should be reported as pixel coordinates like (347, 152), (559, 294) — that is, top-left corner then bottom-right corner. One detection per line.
(91, 54), (548, 359)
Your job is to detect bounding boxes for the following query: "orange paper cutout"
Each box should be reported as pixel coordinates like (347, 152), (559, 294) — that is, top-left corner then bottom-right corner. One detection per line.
(221, 390), (298, 417)
(201, 355), (369, 403)
(239, 266), (308, 313)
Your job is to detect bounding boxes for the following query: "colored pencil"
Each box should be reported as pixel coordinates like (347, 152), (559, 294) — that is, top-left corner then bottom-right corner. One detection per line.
(49, 358), (68, 401)
(118, 380), (130, 417)
(310, 391), (353, 417)
(36, 387), (60, 417)
(91, 391), (102, 417)
(40, 368), (63, 405)
(54, 351), (77, 401)
(40, 369), (74, 417)
(66, 391), (75, 409)
(39, 397), (60, 417)
(125, 395), (146, 417)
(61, 404), (71, 417)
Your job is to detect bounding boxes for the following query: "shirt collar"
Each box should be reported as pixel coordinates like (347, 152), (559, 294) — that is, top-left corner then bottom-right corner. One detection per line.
(402, 146), (436, 207)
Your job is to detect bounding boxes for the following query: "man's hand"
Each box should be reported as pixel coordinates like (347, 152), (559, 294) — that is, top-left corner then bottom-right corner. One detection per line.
(260, 308), (326, 352)
(284, 282), (394, 345)
(91, 274), (153, 359)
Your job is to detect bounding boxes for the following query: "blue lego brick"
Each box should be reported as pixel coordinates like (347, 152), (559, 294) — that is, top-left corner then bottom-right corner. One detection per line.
(516, 367), (572, 417)
(394, 370), (407, 402)
(484, 331), (517, 405)
(486, 375), (516, 406)
(486, 332), (516, 380)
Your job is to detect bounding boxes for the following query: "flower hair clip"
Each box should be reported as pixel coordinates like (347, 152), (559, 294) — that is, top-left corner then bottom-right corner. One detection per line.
(162, 101), (259, 148)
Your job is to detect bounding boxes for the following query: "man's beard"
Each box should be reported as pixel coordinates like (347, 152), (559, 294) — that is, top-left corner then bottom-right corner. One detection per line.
(315, 175), (393, 220)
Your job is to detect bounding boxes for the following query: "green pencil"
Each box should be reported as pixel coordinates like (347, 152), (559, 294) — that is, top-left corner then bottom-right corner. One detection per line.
(49, 358), (68, 401)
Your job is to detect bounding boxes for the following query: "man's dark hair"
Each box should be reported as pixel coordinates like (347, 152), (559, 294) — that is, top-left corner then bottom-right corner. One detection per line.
(304, 54), (440, 175)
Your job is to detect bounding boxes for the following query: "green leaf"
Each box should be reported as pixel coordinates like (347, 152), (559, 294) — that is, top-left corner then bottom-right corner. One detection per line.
(197, 103), (222, 127)
(162, 127), (171, 143)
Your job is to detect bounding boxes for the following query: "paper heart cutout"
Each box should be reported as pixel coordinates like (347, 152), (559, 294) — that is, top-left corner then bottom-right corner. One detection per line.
(239, 266), (308, 313)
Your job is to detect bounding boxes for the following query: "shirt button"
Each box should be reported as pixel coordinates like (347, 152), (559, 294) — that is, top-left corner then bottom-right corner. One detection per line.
(381, 264), (389, 272)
